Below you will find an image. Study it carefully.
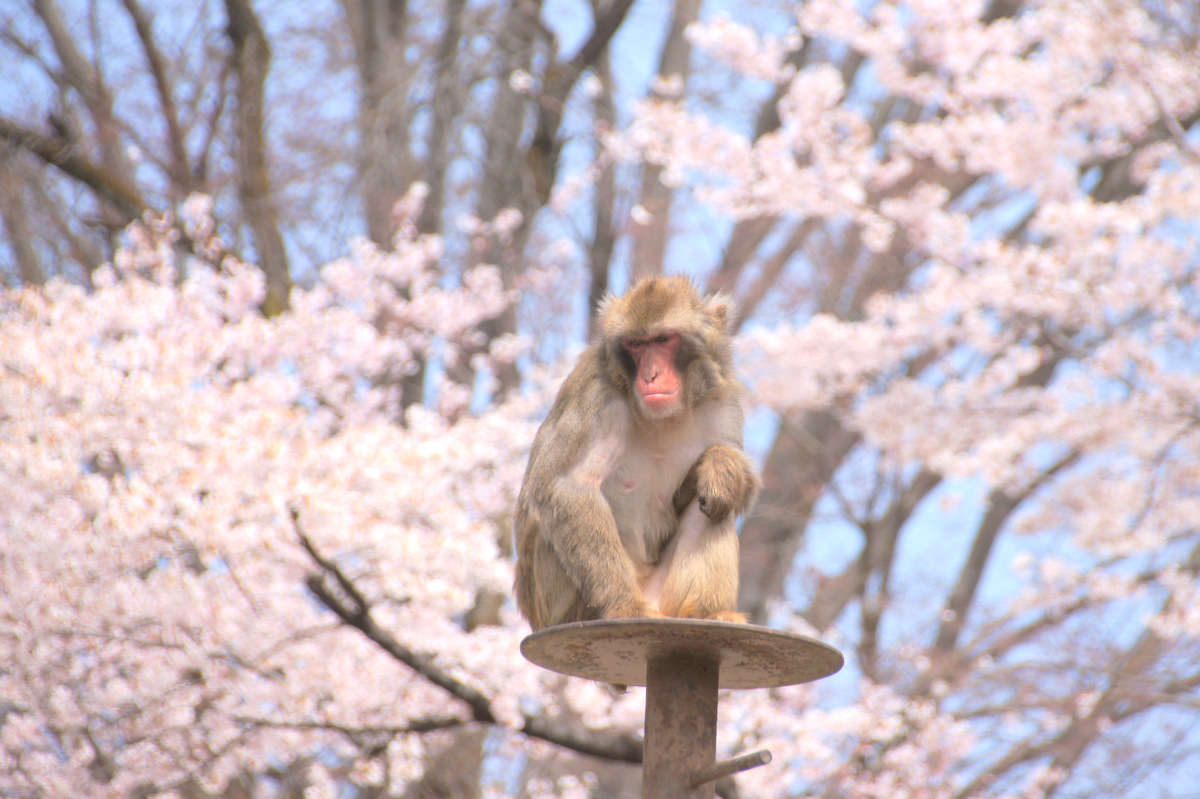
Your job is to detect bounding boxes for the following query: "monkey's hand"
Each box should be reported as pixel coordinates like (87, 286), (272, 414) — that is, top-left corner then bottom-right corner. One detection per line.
(690, 445), (760, 523)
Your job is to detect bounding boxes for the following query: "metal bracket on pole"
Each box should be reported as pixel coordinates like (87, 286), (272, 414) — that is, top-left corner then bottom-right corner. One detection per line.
(691, 749), (772, 788)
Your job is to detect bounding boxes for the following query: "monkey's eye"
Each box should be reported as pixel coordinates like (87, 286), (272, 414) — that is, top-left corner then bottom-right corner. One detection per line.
(654, 334), (670, 344)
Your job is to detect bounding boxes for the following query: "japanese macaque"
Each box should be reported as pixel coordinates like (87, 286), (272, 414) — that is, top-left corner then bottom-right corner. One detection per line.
(514, 276), (760, 630)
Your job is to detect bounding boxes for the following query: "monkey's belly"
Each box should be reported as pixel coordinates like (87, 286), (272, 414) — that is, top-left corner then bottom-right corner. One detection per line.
(602, 435), (705, 566)
(603, 484), (677, 568)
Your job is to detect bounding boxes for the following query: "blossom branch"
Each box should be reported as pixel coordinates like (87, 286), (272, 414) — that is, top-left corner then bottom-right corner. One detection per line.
(292, 510), (495, 723)
(290, 507), (646, 764)
(232, 715), (465, 737)
(956, 540), (1200, 797)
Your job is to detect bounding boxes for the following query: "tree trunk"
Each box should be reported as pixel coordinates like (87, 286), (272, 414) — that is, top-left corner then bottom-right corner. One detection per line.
(0, 168), (44, 286)
(628, 0), (700, 280)
(225, 0), (292, 316)
(738, 412), (860, 623)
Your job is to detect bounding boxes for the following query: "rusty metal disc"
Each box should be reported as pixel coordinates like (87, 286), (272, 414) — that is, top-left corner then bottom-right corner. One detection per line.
(520, 618), (843, 689)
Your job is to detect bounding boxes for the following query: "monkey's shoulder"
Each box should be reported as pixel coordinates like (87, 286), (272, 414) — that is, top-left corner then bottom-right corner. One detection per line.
(542, 347), (622, 424)
(522, 353), (628, 470)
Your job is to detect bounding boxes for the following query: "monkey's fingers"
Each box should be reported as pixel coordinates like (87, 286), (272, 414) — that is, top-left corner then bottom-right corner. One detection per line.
(697, 494), (733, 523)
(695, 446), (759, 519)
(672, 470), (699, 516)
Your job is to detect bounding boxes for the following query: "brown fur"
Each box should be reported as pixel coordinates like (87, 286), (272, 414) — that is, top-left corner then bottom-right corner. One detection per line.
(513, 277), (760, 630)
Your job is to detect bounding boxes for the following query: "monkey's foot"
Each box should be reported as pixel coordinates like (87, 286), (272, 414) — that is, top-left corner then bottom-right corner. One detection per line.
(705, 610), (749, 624)
(604, 601), (664, 621)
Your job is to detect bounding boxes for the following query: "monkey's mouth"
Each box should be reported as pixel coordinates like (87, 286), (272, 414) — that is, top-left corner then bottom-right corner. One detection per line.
(640, 390), (679, 411)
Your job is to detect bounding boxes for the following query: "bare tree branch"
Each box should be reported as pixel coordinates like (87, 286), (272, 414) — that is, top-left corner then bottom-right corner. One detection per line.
(708, 45), (810, 300)
(345, 0), (419, 246)
(931, 450), (1080, 658)
(120, 0), (194, 194)
(586, 48), (617, 331)
(739, 411), (861, 624)
(523, 712), (643, 764)
(527, 0), (635, 207)
(732, 219), (818, 332)
(0, 114), (145, 220)
(564, 0), (636, 80)
(32, 0), (135, 184)
(858, 467), (943, 678)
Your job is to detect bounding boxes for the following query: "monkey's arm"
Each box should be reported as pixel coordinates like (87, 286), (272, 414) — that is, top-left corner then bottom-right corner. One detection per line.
(672, 399), (760, 523)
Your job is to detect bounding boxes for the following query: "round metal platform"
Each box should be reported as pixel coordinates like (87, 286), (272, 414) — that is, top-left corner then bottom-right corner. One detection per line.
(520, 617), (843, 689)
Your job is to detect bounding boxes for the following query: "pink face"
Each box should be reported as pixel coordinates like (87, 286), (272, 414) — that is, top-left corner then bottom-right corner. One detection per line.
(622, 333), (683, 416)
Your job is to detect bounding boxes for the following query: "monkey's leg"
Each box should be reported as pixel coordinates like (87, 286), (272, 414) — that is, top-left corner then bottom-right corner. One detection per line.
(648, 501), (745, 622)
(541, 501), (663, 624)
(519, 532), (596, 629)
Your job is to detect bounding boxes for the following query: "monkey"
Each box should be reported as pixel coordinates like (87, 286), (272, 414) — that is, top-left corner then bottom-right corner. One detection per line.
(513, 275), (760, 630)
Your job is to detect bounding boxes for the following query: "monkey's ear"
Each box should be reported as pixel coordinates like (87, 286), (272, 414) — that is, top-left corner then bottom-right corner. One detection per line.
(597, 290), (624, 339)
(705, 293), (737, 331)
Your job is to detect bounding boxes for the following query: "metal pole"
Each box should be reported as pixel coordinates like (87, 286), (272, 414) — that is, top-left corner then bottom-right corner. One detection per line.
(642, 649), (719, 799)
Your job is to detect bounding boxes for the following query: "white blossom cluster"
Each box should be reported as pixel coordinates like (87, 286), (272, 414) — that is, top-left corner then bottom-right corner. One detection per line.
(0, 205), (561, 796)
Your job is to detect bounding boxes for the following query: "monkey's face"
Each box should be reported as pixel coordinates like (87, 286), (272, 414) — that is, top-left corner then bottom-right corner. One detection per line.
(622, 332), (685, 419)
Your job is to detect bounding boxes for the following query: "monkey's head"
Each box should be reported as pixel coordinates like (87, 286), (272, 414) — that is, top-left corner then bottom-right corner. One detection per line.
(599, 276), (737, 420)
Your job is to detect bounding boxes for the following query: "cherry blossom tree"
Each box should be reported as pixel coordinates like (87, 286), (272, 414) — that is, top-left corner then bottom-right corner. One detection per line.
(3, 1), (1200, 798)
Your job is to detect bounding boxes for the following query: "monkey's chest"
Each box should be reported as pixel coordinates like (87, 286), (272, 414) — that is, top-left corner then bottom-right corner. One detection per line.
(602, 447), (697, 567)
